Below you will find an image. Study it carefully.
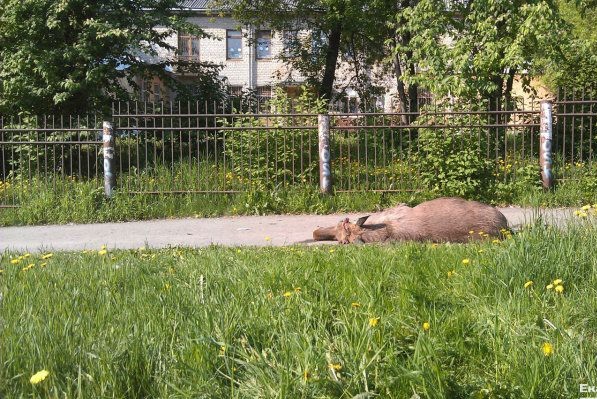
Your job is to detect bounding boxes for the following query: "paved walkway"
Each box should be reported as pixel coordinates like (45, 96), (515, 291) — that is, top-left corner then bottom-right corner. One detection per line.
(0, 207), (576, 253)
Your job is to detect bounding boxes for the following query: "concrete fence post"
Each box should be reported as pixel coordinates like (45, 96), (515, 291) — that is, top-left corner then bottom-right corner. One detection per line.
(103, 121), (116, 198)
(318, 114), (332, 194)
(539, 100), (554, 189)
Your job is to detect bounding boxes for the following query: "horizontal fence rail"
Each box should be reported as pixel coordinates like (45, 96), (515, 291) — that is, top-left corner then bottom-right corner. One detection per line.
(0, 116), (103, 207)
(1, 92), (596, 208)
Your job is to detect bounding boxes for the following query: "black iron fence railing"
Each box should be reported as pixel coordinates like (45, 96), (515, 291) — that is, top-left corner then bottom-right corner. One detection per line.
(0, 93), (595, 207)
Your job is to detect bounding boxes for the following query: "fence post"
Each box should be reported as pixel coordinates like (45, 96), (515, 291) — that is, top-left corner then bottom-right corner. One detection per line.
(318, 114), (332, 194)
(103, 121), (116, 198)
(540, 100), (554, 189)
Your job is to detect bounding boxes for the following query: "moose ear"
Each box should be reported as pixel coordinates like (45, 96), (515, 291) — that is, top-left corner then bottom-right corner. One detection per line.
(356, 215), (370, 226)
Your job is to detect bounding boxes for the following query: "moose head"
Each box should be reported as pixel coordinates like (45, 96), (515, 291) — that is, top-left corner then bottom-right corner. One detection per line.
(313, 216), (372, 244)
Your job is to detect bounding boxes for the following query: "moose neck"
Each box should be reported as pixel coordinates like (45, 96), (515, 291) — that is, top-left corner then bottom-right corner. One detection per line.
(358, 226), (390, 243)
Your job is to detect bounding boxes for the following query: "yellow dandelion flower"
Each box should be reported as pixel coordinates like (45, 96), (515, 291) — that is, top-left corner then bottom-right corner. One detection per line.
(30, 369), (49, 384)
(328, 363), (342, 371)
(422, 322), (431, 331)
(478, 249), (485, 253)
(542, 342), (554, 356)
(303, 370), (310, 381)
(581, 204), (591, 211)
(10, 259), (20, 265)
(462, 258), (470, 265)
(555, 285), (564, 294)
(294, 287), (301, 292)
(492, 239), (500, 244)
(553, 279), (563, 285)
(219, 345), (226, 356)
(369, 317), (380, 327)
(98, 249), (108, 256)
(164, 283), (171, 290)
(546, 284), (554, 290)
(351, 302), (361, 308)
(40, 263), (47, 268)
(329, 249), (335, 253)
(468, 230), (474, 234)
(23, 253), (31, 258)
(524, 281), (533, 289)
(41, 253), (53, 260)
(264, 236), (272, 241)
(283, 291), (292, 298)
(447, 270), (456, 277)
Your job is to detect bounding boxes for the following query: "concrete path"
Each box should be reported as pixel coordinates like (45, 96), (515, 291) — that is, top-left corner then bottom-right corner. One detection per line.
(0, 207), (576, 253)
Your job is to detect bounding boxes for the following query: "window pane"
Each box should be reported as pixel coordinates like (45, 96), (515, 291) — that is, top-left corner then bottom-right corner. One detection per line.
(227, 30), (242, 59)
(256, 30), (271, 59)
(180, 37), (190, 56)
(283, 30), (298, 57)
(192, 38), (200, 57)
(179, 32), (199, 60)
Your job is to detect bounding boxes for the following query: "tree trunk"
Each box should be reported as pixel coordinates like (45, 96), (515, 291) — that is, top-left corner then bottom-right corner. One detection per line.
(504, 68), (516, 107)
(319, 20), (342, 103)
(394, 55), (410, 125)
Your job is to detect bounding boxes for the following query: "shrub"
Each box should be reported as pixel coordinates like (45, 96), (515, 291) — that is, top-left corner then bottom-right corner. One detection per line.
(222, 87), (326, 190)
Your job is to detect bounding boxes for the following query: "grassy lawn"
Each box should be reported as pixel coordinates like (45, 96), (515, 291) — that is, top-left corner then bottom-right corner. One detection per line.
(1, 222), (596, 398)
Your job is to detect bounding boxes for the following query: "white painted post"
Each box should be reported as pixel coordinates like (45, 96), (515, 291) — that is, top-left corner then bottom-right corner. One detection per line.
(540, 101), (554, 189)
(103, 121), (116, 198)
(318, 114), (332, 194)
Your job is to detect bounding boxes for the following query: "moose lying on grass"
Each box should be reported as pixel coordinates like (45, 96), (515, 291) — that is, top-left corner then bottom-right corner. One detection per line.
(313, 197), (509, 244)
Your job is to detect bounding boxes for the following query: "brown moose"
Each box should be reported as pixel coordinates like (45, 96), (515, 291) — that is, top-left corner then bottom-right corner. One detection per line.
(313, 197), (509, 244)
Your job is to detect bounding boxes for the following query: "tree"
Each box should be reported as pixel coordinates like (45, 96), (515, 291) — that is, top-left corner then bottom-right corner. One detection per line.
(537, 0), (597, 91)
(0, 0), (223, 115)
(220, 0), (397, 105)
(402, 0), (565, 107)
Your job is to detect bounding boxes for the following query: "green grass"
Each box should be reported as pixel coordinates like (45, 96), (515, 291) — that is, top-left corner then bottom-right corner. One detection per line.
(1, 223), (596, 398)
(2, 158), (597, 226)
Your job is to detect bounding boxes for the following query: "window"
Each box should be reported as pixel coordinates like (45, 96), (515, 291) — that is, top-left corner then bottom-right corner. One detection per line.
(153, 83), (161, 103)
(227, 30), (242, 59)
(257, 85), (272, 98)
(178, 31), (200, 60)
(256, 30), (272, 59)
(140, 79), (151, 101)
(311, 30), (328, 57)
(282, 30), (299, 57)
(229, 85), (243, 97)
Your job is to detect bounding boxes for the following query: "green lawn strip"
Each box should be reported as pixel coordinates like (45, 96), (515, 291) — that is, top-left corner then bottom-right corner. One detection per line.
(1, 223), (596, 397)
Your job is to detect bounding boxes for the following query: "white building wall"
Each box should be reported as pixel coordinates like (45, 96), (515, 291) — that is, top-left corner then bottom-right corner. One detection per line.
(173, 16), (302, 89)
(149, 13), (399, 110)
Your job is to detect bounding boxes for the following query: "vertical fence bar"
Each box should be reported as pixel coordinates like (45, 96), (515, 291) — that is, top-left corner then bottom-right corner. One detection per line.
(103, 121), (116, 197)
(318, 113), (332, 194)
(540, 100), (554, 189)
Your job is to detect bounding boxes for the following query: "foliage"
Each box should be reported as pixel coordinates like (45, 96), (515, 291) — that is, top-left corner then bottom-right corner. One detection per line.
(0, 0), (223, 115)
(415, 103), (495, 199)
(222, 87), (326, 190)
(537, 0), (597, 91)
(219, 0), (396, 102)
(402, 0), (565, 102)
(417, 128), (495, 199)
(1, 224), (597, 396)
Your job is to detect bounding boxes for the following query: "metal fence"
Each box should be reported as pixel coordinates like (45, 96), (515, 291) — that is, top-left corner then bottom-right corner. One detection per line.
(0, 115), (104, 207)
(1, 93), (596, 207)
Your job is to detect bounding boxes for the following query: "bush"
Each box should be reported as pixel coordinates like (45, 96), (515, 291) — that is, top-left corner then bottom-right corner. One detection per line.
(222, 88), (326, 190)
(417, 128), (495, 200)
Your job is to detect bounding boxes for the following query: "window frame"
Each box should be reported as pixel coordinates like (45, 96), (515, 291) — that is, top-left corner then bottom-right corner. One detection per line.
(178, 31), (200, 61)
(256, 30), (272, 60)
(226, 29), (243, 60)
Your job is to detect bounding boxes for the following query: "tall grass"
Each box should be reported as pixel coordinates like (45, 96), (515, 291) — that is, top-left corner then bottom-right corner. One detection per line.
(1, 222), (596, 397)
